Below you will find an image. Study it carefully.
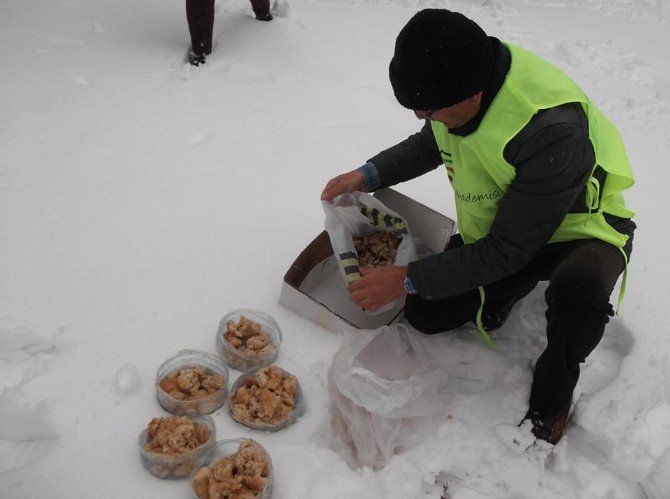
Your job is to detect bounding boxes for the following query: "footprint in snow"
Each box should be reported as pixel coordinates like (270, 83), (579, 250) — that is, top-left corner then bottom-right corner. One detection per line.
(49, 38), (83, 46)
(496, 420), (537, 454)
(185, 131), (209, 146)
(577, 320), (634, 396)
(71, 75), (90, 86)
(188, 106), (215, 115)
(316, 120), (346, 129)
(578, 346), (626, 395)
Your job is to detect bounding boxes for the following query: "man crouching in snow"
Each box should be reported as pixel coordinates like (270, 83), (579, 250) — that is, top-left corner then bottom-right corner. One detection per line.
(321, 9), (636, 445)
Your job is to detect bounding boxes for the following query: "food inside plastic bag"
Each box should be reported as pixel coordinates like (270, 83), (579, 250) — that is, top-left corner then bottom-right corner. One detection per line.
(322, 192), (417, 314)
(354, 231), (401, 268)
(328, 324), (454, 469)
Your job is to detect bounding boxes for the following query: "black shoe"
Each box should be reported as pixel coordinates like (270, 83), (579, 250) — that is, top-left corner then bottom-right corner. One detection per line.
(187, 48), (209, 66)
(523, 400), (571, 445)
(481, 282), (537, 331)
(255, 12), (273, 21)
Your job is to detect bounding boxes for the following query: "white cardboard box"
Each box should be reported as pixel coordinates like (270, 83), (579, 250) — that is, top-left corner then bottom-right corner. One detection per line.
(279, 188), (455, 333)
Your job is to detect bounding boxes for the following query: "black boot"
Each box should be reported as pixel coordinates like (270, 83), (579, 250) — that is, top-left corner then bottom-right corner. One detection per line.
(187, 48), (210, 66)
(250, 0), (272, 21)
(186, 0), (214, 65)
(523, 398), (572, 445)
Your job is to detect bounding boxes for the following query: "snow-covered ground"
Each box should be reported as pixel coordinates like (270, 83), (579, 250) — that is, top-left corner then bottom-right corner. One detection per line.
(1, 0), (669, 497)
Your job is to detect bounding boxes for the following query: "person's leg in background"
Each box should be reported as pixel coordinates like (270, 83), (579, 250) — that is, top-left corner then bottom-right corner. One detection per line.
(249, 0), (272, 21)
(185, 0), (273, 65)
(186, 0), (215, 65)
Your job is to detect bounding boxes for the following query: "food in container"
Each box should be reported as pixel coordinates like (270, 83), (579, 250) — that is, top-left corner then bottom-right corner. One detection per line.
(139, 415), (216, 479)
(228, 365), (303, 432)
(216, 310), (281, 371)
(190, 438), (273, 499)
(156, 350), (229, 415)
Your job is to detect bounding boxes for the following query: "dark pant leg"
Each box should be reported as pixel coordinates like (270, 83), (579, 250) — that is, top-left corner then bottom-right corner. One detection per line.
(405, 272), (540, 333)
(405, 287), (482, 333)
(405, 234), (477, 333)
(529, 240), (625, 416)
(404, 233), (541, 334)
(249, 0), (271, 17)
(186, 0), (215, 55)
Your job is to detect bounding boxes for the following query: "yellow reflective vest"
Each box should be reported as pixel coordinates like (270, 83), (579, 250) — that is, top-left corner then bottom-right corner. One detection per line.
(429, 43), (635, 345)
(430, 43), (634, 248)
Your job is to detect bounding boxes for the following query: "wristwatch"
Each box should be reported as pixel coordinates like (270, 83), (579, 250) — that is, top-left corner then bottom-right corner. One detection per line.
(403, 275), (417, 295)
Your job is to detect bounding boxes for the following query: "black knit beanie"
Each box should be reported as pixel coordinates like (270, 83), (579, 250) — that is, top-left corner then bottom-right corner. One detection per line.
(389, 9), (496, 110)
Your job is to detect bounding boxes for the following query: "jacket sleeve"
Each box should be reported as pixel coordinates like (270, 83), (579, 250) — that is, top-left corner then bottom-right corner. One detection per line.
(366, 120), (443, 188)
(407, 103), (595, 299)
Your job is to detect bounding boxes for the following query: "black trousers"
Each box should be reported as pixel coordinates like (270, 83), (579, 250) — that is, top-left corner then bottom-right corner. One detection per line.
(186, 0), (271, 54)
(404, 234), (629, 417)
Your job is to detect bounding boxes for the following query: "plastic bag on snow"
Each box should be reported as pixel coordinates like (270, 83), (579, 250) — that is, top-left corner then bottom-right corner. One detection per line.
(328, 324), (454, 469)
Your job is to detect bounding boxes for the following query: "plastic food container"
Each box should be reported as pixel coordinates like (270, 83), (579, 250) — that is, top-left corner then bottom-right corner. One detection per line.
(156, 349), (229, 415)
(216, 309), (282, 372)
(190, 438), (274, 499)
(139, 415), (216, 479)
(228, 365), (304, 432)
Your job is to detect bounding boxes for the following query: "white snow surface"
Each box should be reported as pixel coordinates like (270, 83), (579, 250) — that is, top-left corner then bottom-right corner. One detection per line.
(1, 0), (669, 497)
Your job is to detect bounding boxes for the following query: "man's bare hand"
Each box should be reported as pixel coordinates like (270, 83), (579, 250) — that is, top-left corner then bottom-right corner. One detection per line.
(321, 170), (367, 201)
(348, 265), (408, 311)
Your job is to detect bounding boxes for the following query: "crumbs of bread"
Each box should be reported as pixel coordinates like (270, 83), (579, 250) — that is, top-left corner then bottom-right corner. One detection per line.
(191, 439), (271, 499)
(353, 231), (401, 268)
(223, 316), (276, 356)
(231, 366), (298, 426)
(159, 367), (225, 401)
(144, 416), (210, 456)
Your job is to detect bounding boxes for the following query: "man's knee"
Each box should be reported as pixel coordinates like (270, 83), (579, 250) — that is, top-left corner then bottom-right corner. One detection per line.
(546, 242), (623, 309)
(405, 310), (445, 334)
(545, 259), (615, 357)
(546, 264), (611, 309)
(404, 294), (471, 334)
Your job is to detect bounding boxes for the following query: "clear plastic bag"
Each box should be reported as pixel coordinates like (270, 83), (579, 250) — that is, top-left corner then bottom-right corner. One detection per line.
(328, 324), (454, 469)
(322, 192), (417, 315)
